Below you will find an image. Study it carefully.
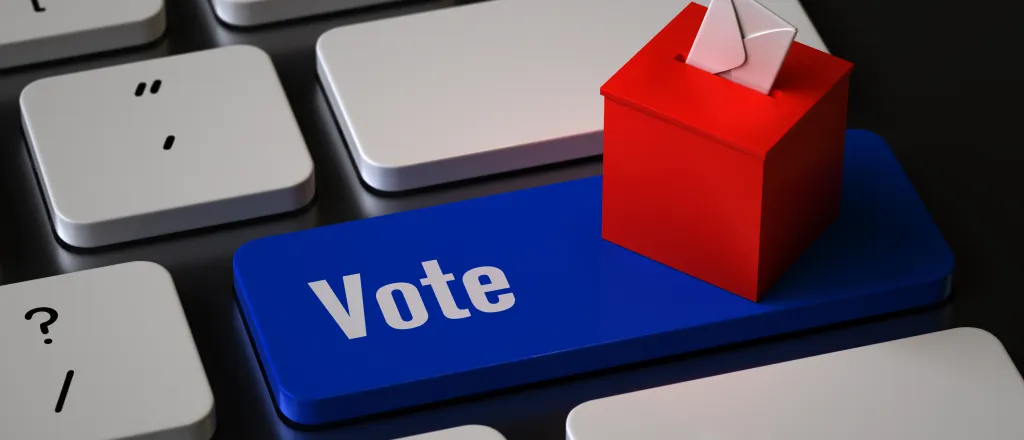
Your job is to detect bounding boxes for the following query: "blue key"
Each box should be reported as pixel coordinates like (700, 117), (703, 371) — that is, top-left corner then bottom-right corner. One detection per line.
(234, 129), (952, 426)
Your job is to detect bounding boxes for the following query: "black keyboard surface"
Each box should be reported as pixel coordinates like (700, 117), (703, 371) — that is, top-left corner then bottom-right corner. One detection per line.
(0, 0), (1021, 438)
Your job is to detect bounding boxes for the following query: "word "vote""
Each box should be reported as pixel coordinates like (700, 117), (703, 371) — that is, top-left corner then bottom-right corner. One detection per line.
(308, 260), (515, 339)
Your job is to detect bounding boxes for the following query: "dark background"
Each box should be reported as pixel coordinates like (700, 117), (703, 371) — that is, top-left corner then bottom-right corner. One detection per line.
(1, 0), (1020, 438)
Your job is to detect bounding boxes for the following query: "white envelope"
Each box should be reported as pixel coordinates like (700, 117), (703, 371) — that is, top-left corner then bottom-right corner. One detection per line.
(685, 0), (797, 94)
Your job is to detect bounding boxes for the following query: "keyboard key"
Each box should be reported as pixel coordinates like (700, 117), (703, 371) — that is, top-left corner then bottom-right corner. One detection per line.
(211, 0), (401, 27)
(0, 262), (215, 440)
(21, 45), (315, 248)
(233, 130), (952, 425)
(0, 0), (166, 70)
(316, 0), (828, 191)
(397, 425), (506, 440)
(566, 328), (1024, 440)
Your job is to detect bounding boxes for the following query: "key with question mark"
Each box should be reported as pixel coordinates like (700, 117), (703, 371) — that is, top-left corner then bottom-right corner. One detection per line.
(24, 307), (58, 344)
(1, 262), (215, 439)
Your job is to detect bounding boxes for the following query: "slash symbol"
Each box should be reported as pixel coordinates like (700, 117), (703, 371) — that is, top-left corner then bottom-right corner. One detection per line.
(55, 370), (73, 413)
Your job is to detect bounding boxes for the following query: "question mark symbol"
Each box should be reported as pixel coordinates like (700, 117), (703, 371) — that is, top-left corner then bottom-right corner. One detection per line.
(25, 307), (58, 344)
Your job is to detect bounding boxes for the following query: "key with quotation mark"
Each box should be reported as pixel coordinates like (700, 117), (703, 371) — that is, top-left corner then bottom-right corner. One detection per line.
(0, 262), (215, 439)
(20, 45), (314, 248)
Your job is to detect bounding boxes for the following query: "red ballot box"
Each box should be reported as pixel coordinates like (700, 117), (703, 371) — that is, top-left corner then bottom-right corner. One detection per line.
(600, 3), (854, 302)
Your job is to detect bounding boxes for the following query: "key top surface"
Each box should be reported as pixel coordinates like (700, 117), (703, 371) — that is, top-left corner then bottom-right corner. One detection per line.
(210, 0), (401, 27)
(566, 328), (1024, 440)
(316, 0), (827, 192)
(0, 0), (165, 70)
(233, 130), (952, 425)
(20, 45), (315, 248)
(397, 425), (506, 440)
(0, 262), (215, 440)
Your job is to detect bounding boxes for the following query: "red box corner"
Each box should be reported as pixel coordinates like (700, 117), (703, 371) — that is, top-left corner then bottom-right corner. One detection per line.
(600, 3), (854, 302)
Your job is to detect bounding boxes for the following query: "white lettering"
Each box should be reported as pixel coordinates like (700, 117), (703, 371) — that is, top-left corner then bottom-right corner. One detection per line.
(463, 266), (515, 313)
(308, 275), (367, 339)
(310, 261), (515, 338)
(420, 260), (471, 319)
(376, 282), (429, 330)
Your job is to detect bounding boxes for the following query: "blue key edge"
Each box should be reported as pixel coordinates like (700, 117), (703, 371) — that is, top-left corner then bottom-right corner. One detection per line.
(234, 129), (953, 426)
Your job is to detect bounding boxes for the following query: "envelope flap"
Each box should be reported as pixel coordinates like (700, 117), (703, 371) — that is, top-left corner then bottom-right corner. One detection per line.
(734, 0), (795, 37)
(685, 0), (746, 74)
(600, 3), (853, 159)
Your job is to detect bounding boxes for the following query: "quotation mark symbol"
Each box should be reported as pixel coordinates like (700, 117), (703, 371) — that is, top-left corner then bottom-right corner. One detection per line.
(133, 80), (174, 150)
(134, 80), (162, 97)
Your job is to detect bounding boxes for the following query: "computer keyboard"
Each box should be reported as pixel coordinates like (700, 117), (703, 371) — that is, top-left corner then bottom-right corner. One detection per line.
(0, 0), (1019, 439)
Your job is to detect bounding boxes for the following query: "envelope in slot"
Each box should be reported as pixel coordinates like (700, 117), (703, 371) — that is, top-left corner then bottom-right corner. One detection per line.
(686, 0), (797, 94)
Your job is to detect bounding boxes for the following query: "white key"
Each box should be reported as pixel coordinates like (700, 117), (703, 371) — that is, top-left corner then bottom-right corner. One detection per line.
(316, 0), (827, 192)
(21, 45), (315, 248)
(395, 425), (506, 440)
(566, 328), (1024, 440)
(211, 0), (402, 27)
(0, 0), (165, 70)
(0, 262), (215, 440)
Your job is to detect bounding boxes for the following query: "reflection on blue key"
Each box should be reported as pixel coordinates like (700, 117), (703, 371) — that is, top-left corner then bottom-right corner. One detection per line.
(233, 130), (952, 426)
